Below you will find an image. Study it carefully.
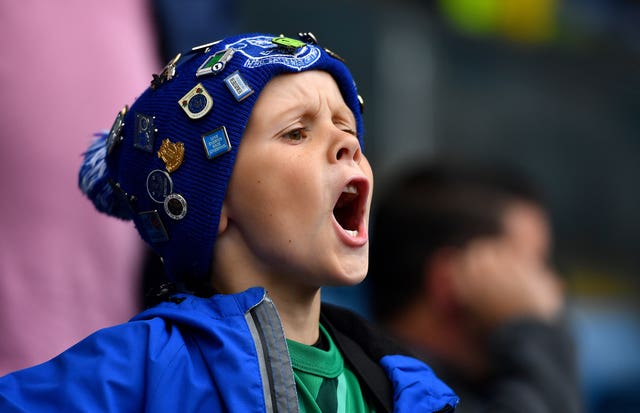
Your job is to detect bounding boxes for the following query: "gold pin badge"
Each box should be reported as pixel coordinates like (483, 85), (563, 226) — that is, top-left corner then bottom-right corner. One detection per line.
(157, 138), (185, 173)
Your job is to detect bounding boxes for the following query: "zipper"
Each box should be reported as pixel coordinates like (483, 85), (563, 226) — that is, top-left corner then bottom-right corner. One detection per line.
(245, 296), (300, 413)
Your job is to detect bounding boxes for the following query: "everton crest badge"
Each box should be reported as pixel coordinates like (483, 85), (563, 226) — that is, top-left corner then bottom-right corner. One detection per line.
(157, 138), (185, 173)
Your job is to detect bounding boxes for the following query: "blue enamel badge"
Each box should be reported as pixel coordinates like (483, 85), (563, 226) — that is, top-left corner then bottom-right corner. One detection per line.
(138, 210), (169, 243)
(224, 71), (253, 101)
(134, 113), (156, 152)
(202, 126), (231, 159)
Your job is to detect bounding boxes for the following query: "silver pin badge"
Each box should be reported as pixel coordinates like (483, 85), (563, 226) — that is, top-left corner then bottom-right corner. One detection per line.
(224, 71), (253, 102)
(146, 169), (173, 203)
(202, 126), (231, 160)
(192, 39), (223, 54)
(164, 193), (187, 220)
(151, 53), (181, 89)
(196, 48), (235, 77)
(297, 32), (318, 44)
(138, 210), (169, 243)
(105, 106), (127, 155)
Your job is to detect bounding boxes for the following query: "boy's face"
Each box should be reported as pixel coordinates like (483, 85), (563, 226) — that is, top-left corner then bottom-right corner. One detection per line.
(222, 70), (373, 289)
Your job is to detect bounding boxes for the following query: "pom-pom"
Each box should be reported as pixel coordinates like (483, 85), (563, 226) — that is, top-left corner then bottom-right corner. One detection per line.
(79, 132), (133, 220)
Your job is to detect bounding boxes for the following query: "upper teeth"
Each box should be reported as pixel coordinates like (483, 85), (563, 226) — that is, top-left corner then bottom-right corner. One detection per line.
(343, 184), (357, 194)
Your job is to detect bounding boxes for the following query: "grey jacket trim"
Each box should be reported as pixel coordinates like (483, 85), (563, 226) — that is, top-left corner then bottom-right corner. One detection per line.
(246, 296), (299, 413)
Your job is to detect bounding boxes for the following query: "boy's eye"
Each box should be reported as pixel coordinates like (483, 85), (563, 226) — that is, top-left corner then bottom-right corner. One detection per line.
(282, 128), (307, 141)
(342, 128), (357, 137)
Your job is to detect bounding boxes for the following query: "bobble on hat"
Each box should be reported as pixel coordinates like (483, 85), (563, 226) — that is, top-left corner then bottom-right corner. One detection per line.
(79, 32), (364, 286)
(79, 131), (134, 221)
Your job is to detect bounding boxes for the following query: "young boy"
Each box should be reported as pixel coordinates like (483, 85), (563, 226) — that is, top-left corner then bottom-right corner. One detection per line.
(0, 32), (458, 412)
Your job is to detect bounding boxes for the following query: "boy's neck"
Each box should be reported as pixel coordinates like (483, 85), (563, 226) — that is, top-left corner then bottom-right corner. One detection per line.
(212, 226), (323, 344)
(269, 287), (322, 345)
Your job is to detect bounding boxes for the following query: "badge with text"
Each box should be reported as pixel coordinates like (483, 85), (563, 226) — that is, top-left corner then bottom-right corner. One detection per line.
(224, 71), (253, 102)
(226, 34), (320, 70)
(164, 193), (188, 220)
(157, 138), (185, 173)
(202, 126), (231, 160)
(179, 83), (213, 119)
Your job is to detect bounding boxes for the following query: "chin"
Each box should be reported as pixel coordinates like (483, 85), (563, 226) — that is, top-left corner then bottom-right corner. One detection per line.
(325, 263), (368, 287)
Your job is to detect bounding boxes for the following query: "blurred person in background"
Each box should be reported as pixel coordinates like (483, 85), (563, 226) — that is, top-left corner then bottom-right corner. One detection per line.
(0, 1), (158, 374)
(368, 160), (583, 412)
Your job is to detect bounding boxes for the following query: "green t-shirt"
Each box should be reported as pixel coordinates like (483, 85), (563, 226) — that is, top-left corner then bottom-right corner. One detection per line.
(286, 324), (375, 413)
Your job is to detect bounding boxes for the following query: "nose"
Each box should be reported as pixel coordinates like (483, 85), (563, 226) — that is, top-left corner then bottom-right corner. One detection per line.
(330, 129), (362, 164)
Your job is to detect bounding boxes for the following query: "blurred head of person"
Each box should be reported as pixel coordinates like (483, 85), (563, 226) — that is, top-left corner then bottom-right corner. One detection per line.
(369, 160), (562, 377)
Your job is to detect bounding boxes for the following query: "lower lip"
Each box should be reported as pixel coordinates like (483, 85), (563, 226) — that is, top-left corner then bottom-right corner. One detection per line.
(332, 216), (368, 247)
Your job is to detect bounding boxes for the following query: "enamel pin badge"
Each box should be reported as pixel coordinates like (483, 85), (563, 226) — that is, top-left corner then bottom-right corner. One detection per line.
(224, 71), (253, 102)
(196, 48), (235, 77)
(105, 106), (127, 155)
(146, 169), (173, 203)
(164, 193), (187, 220)
(151, 53), (181, 90)
(138, 210), (169, 243)
(202, 126), (231, 160)
(133, 113), (157, 152)
(179, 83), (213, 119)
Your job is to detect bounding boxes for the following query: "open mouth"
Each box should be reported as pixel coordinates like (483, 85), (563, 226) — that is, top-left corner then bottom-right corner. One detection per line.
(333, 179), (367, 237)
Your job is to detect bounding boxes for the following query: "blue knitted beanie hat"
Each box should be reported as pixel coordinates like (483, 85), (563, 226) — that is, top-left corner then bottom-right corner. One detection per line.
(79, 32), (364, 284)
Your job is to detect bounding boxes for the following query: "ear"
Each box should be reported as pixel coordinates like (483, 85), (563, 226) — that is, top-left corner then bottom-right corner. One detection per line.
(423, 248), (460, 314)
(218, 202), (229, 235)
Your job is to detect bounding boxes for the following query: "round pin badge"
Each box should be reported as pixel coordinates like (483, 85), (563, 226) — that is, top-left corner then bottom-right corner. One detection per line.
(164, 193), (187, 220)
(146, 169), (173, 203)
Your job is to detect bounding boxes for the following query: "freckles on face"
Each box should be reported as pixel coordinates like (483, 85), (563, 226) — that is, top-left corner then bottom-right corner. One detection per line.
(222, 70), (373, 286)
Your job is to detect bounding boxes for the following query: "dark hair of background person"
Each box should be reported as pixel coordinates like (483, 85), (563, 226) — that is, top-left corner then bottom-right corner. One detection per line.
(369, 160), (546, 323)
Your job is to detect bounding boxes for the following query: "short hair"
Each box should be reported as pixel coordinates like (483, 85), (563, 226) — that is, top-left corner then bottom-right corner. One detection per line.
(368, 160), (545, 322)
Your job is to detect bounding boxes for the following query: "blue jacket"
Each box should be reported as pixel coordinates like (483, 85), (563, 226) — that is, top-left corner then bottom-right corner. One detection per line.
(0, 287), (457, 412)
